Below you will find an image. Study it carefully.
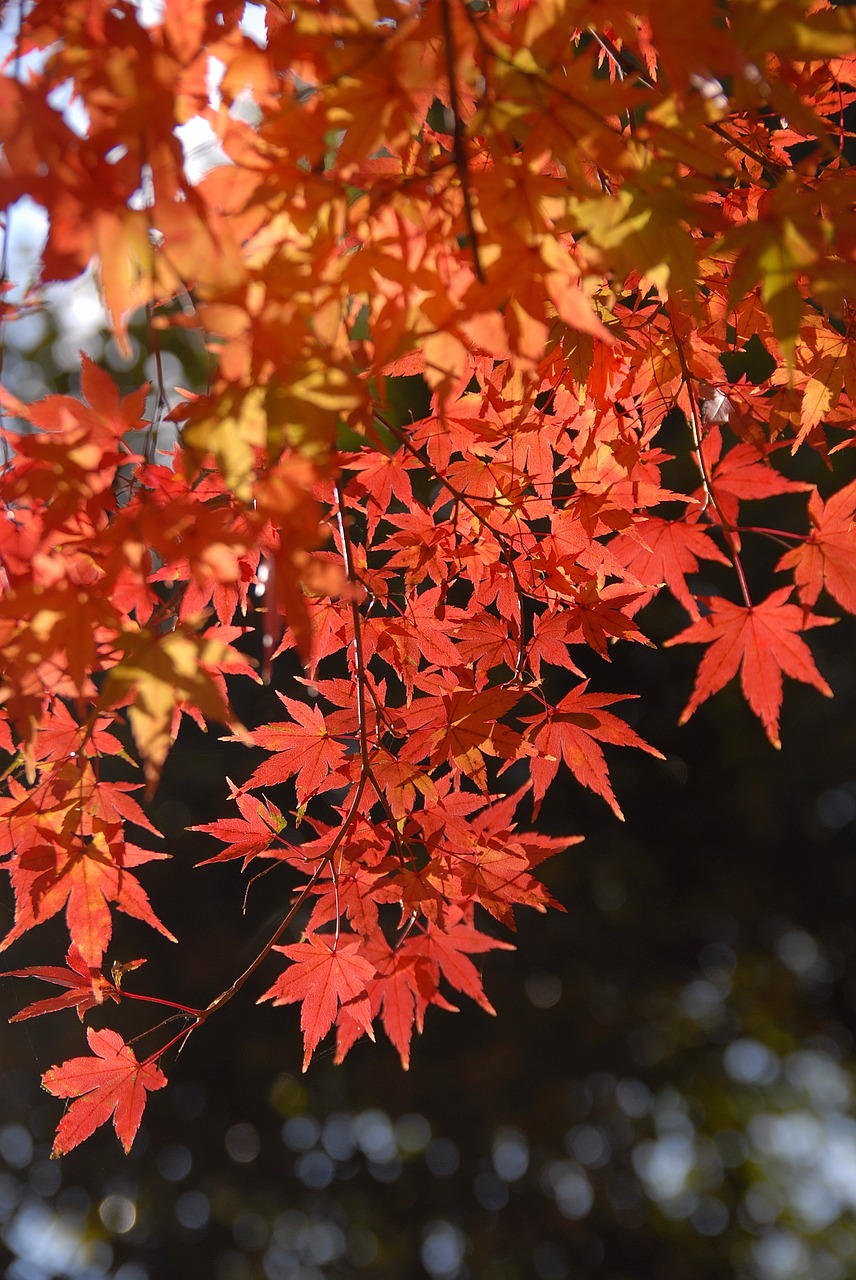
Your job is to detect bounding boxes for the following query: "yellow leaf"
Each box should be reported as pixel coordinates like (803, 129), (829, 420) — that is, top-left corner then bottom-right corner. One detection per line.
(93, 209), (154, 359)
(572, 181), (698, 301)
(275, 359), (365, 459)
(733, 0), (856, 61)
(789, 320), (852, 448)
(757, 219), (817, 360)
(182, 384), (267, 503)
(101, 628), (249, 795)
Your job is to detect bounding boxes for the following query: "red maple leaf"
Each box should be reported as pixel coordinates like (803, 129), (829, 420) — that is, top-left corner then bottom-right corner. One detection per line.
(343, 448), (419, 537)
(526, 608), (588, 683)
(193, 779), (287, 868)
(522, 683), (664, 819)
(2, 945), (120, 1022)
(0, 825), (176, 968)
(778, 479), (856, 613)
(34, 703), (128, 764)
(305, 861), (390, 936)
(334, 933), (423, 1069)
(402, 680), (522, 790)
(666, 587), (835, 747)
(240, 695), (350, 806)
(698, 428), (810, 532)
(258, 933), (376, 1069)
(413, 916), (514, 1016)
(562, 580), (653, 657)
(42, 1026), (167, 1156)
(609, 517), (731, 619)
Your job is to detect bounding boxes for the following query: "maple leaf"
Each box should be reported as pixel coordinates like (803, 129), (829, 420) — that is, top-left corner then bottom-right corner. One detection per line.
(0, 825), (177, 968)
(101, 625), (252, 795)
(526, 608), (588, 684)
(0, 577), (124, 696)
(344, 448), (419, 538)
(410, 785), (572, 927)
(368, 749), (438, 821)
(334, 933), (422, 1069)
(2, 946), (120, 1022)
(86, 780), (163, 840)
(193, 779), (288, 868)
(609, 517), (731, 619)
(453, 791), (575, 926)
(777, 480), (856, 614)
(665, 588), (835, 747)
(404, 682), (523, 791)
(239, 695), (350, 806)
(698, 427), (810, 534)
(34, 703), (129, 764)
(548, 580), (653, 659)
(305, 862), (389, 937)
(259, 933), (376, 1070)
(79, 353), (149, 440)
(521, 684), (664, 820)
(787, 318), (856, 448)
(414, 917), (514, 1017)
(42, 1027), (167, 1156)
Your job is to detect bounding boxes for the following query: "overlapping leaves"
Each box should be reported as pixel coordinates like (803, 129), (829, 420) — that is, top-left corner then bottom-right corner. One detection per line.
(0, 0), (854, 1153)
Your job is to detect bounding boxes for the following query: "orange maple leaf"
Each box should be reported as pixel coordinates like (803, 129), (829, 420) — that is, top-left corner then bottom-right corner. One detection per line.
(239, 695), (350, 806)
(777, 479), (856, 614)
(259, 933), (376, 1070)
(522, 683), (663, 820)
(42, 1027), (167, 1156)
(0, 825), (176, 968)
(665, 587), (835, 747)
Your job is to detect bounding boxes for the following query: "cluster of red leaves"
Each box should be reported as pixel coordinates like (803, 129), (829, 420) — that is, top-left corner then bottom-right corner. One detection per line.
(1, 0), (855, 1155)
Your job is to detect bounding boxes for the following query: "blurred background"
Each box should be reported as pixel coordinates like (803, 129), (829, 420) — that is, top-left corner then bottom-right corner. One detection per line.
(3, 187), (856, 1280)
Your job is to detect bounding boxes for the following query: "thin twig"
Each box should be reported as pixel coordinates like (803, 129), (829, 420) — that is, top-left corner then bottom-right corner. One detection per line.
(668, 308), (752, 608)
(335, 478), (372, 774)
(200, 844), (340, 1017)
(168, 479), (382, 1035)
(439, 0), (484, 282)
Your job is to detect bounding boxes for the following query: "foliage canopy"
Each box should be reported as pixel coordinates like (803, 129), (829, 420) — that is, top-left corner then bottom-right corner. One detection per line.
(1, 0), (855, 1154)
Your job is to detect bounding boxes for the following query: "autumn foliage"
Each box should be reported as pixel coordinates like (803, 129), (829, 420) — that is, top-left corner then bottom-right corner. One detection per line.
(1, 0), (855, 1155)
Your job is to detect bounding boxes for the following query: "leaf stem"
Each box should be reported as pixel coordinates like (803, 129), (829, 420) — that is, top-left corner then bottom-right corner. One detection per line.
(121, 989), (203, 1018)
